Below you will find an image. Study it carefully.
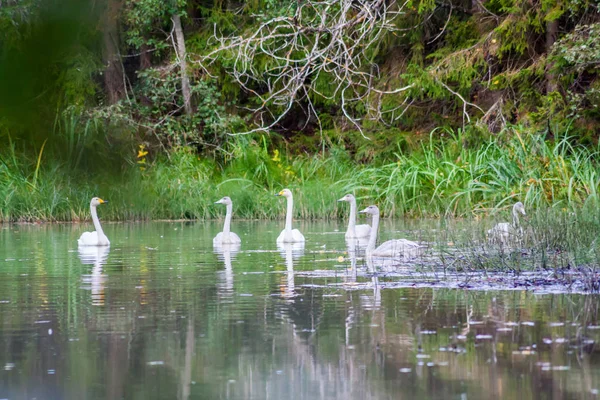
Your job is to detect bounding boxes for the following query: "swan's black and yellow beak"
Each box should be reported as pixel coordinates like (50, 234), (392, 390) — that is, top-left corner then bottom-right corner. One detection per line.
(99, 199), (107, 204)
(275, 191), (284, 196)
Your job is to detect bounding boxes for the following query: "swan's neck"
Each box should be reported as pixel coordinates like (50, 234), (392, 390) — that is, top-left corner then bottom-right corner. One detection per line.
(223, 203), (232, 235)
(347, 199), (357, 235)
(91, 205), (105, 238)
(512, 208), (520, 227)
(367, 213), (379, 252)
(285, 196), (293, 232)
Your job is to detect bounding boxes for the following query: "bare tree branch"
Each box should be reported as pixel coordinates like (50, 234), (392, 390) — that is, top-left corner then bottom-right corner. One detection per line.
(194, 0), (412, 136)
(438, 80), (484, 126)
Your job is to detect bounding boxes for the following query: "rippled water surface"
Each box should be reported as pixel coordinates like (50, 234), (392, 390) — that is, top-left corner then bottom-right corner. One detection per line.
(1, 220), (600, 399)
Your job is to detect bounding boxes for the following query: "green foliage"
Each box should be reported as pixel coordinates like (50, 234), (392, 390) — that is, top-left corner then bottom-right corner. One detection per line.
(123, 0), (173, 53)
(3, 125), (600, 221)
(3, 0), (600, 219)
(551, 23), (600, 77)
(102, 67), (241, 155)
(0, 0), (102, 148)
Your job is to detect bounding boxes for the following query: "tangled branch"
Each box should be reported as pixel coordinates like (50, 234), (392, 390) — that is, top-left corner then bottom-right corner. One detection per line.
(197, 0), (411, 137)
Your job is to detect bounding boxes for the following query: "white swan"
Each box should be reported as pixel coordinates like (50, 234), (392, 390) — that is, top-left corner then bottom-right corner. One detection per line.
(213, 196), (242, 246)
(487, 201), (526, 244)
(275, 188), (305, 244)
(338, 194), (371, 239)
(78, 197), (110, 247)
(359, 205), (422, 258)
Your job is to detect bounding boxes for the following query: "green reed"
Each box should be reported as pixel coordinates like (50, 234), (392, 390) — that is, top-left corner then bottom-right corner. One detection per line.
(1, 127), (600, 222)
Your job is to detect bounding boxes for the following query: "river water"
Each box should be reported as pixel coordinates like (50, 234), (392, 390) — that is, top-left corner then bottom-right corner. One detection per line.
(0, 220), (599, 399)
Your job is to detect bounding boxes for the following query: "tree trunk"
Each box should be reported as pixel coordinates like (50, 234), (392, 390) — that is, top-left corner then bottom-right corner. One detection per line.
(102, 0), (125, 104)
(172, 12), (193, 116)
(545, 19), (559, 93)
(139, 42), (152, 70)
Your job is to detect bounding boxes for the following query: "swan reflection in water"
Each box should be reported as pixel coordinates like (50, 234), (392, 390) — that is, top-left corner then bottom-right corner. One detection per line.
(344, 236), (368, 284)
(213, 243), (241, 298)
(78, 246), (110, 306)
(342, 239), (381, 308)
(371, 274), (381, 309)
(277, 242), (304, 299)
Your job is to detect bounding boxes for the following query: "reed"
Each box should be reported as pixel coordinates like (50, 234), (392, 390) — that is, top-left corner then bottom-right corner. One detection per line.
(1, 127), (600, 222)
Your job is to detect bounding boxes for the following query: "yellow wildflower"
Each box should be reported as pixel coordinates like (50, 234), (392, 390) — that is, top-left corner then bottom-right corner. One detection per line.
(271, 149), (281, 163)
(137, 144), (148, 158)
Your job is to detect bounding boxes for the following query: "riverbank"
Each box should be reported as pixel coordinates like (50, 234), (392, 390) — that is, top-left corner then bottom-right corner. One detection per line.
(2, 130), (599, 222)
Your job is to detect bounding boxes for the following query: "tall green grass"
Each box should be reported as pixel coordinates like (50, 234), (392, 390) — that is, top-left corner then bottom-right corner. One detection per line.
(345, 128), (600, 217)
(1, 127), (600, 222)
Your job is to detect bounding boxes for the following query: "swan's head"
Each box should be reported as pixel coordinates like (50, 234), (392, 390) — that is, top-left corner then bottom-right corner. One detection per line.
(358, 205), (379, 216)
(90, 197), (107, 207)
(514, 202), (526, 215)
(337, 194), (355, 202)
(276, 188), (293, 198)
(215, 196), (233, 205)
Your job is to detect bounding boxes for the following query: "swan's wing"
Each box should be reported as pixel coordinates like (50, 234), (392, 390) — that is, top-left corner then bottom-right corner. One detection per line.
(230, 232), (242, 244)
(487, 222), (512, 243)
(292, 229), (305, 242)
(213, 232), (224, 246)
(78, 231), (98, 246)
(276, 230), (286, 243)
(277, 229), (305, 243)
(355, 224), (371, 238)
(489, 222), (511, 234)
(373, 239), (422, 258)
(214, 232), (241, 245)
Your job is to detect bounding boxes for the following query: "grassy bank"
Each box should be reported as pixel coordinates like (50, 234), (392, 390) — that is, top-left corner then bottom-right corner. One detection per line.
(1, 128), (600, 222)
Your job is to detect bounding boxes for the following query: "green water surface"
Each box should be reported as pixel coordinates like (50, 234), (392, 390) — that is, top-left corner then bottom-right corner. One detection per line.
(0, 221), (599, 399)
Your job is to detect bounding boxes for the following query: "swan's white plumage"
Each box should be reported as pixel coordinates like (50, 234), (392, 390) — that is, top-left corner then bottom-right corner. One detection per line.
(276, 228), (305, 244)
(352, 224), (372, 239)
(359, 205), (423, 259)
(213, 196), (242, 246)
(78, 197), (110, 247)
(338, 194), (371, 239)
(213, 231), (242, 246)
(370, 238), (421, 258)
(487, 222), (512, 240)
(78, 231), (108, 246)
(276, 188), (305, 244)
(487, 202), (526, 245)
